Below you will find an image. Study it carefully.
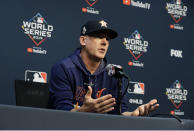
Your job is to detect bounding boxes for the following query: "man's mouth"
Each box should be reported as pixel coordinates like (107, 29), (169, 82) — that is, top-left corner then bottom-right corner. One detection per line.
(98, 48), (106, 53)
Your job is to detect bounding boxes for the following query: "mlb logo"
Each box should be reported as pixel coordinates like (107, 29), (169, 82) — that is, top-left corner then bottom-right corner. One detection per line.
(173, 80), (182, 89)
(135, 34), (141, 39)
(170, 110), (175, 115)
(123, 0), (131, 6)
(132, 32), (141, 39)
(37, 17), (44, 23)
(175, 83), (181, 89)
(128, 82), (145, 94)
(176, 0), (181, 5)
(25, 70), (47, 83)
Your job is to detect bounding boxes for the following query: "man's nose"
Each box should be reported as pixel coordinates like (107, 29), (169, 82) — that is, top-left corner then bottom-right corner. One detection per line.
(101, 38), (108, 45)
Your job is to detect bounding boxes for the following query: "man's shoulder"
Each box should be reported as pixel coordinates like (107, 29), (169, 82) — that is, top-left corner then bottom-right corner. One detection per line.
(53, 56), (74, 69)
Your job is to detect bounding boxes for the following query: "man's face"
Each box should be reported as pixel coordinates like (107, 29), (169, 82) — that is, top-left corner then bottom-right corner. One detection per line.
(82, 32), (110, 60)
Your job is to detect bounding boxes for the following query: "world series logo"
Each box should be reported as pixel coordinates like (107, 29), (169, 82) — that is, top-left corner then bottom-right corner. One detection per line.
(123, 30), (149, 67)
(166, 80), (188, 115)
(22, 13), (54, 54)
(166, 0), (188, 30)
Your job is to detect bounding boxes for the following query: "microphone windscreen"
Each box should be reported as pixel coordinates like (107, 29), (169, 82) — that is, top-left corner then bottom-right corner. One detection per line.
(106, 64), (115, 76)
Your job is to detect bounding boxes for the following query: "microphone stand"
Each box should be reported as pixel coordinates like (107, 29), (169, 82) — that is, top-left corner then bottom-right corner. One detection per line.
(116, 72), (130, 115)
(107, 64), (130, 115)
(116, 77), (122, 115)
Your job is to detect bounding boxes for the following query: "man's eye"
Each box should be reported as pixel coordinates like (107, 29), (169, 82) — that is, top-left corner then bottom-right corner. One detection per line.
(98, 36), (104, 38)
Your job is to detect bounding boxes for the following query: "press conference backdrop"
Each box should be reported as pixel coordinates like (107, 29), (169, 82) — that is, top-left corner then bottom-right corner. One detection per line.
(0, 0), (194, 120)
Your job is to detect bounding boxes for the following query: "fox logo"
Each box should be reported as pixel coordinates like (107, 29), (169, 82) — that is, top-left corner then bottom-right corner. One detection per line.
(170, 49), (183, 58)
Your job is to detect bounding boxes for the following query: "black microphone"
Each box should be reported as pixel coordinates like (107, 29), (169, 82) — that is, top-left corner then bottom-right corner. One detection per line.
(106, 64), (129, 79)
(106, 64), (130, 115)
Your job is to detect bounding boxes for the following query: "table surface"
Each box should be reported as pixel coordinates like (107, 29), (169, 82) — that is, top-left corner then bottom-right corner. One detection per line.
(0, 104), (193, 130)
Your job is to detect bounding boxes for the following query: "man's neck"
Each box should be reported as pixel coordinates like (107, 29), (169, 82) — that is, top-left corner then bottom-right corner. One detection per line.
(80, 51), (101, 75)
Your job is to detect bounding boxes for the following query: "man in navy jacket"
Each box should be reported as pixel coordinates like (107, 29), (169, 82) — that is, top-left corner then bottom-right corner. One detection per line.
(49, 20), (159, 116)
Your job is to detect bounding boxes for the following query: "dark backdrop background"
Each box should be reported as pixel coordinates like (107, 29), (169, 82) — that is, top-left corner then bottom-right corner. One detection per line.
(0, 0), (193, 120)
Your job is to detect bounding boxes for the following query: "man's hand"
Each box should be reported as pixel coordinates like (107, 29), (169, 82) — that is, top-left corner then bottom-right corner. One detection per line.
(122, 99), (159, 116)
(71, 86), (116, 113)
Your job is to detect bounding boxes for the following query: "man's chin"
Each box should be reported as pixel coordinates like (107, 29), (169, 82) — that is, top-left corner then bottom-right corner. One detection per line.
(93, 55), (105, 61)
(98, 54), (105, 59)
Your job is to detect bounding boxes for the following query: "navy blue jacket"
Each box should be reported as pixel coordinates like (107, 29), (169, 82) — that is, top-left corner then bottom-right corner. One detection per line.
(49, 48), (128, 114)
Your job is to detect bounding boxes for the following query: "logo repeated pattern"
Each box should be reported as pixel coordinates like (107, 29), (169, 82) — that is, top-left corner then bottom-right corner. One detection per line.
(15, 1), (191, 119)
(123, 30), (149, 68)
(25, 70), (47, 83)
(22, 13), (54, 54)
(127, 81), (145, 105)
(166, 80), (188, 115)
(123, 0), (151, 10)
(166, 0), (188, 30)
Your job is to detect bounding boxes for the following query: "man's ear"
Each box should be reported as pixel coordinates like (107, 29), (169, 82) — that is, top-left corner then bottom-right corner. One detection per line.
(80, 36), (86, 46)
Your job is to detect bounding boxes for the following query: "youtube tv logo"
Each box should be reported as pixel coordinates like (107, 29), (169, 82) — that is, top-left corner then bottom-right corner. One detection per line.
(128, 61), (133, 66)
(123, 0), (131, 6)
(122, 0), (150, 9)
(169, 24), (183, 30)
(170, 111), (175, 115)
(82, 8), (87, 13)
(27, 48), (33, 53)
(170, 24), (174, 29)
(26, 47), (47, 55)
